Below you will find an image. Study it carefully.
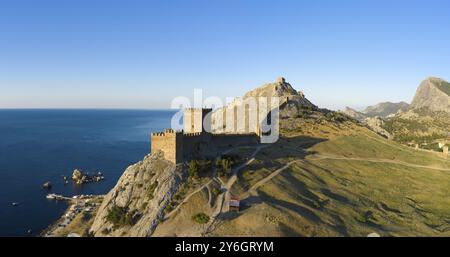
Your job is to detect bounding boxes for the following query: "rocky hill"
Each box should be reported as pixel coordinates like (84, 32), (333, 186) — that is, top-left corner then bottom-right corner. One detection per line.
(380, 77), (450, 144)
(363, 101), (409, 117)
(211, 77), (318, 133)
(85, 76), (450, 237)
(342, 107), (367, 121)
(343, 102), (409, 121)
(410, 77), (450, 113)
(89, 152), (185, 236)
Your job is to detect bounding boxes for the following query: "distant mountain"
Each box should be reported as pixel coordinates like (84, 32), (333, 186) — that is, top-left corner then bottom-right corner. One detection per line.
(410, 77), (450, 113)
(381, 77), (450, 143)
(343, 102), (409, 121)
(342, 107), (367, 121)
(363, 102), (409, 118)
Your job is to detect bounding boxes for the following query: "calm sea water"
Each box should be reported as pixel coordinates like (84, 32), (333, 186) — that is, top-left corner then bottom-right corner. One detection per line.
(0, 109), (175, 236)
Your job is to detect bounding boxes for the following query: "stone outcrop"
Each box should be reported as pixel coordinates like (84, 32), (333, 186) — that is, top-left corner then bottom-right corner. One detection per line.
(72, 169), (87, 184)
(72, 169), (104, 184)
(410, 77), (450, 113)
(364, 117), (392, 139)
(89, 151), (185, 237)
(211, 77), (317, 133)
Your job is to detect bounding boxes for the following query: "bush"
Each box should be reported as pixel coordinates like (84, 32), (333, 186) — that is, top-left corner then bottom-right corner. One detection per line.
(217, 156), (234, 176)
(192, 213), (210, 224)
(188, 160), (199, 178)
(106, 205), (137, 228)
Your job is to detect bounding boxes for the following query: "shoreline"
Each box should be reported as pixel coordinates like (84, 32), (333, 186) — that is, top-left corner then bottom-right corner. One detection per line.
(41, 194), (104, 237)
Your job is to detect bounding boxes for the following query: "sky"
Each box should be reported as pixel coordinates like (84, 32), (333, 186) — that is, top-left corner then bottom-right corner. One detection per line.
(0, 0), (449, 110)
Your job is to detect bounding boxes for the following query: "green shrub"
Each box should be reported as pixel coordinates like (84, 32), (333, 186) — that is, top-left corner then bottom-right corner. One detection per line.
(192, 213), (210, 224)
(188, 160), (199, 178)
(106, 205), (137, 228)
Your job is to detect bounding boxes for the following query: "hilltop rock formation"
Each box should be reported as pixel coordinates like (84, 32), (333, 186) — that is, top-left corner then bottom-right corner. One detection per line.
(410, 77), (450, 113)
(211, 77), (317, 133)
(89, 151), (185, 236)
(243, 77), (317, 116)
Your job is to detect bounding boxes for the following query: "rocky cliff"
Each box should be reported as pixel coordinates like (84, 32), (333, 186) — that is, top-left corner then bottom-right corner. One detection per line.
(89, 151), (185, 237)
(211, 77), (317, 133)
(410, 77), (450, 113)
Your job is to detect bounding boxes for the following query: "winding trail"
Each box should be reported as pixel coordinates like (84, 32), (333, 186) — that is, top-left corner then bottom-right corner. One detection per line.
(164, 179), (213, 219)
(203, 145), (268, 235)
(240, 160), (301, 200)
(309, 154), (450, 172)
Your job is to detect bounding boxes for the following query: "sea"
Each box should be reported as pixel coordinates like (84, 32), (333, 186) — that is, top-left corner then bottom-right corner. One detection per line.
(0, 109), (176, 236)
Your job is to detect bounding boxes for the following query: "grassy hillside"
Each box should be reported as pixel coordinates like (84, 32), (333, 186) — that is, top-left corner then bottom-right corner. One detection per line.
(382, 108), (450, 144)
(154, 116), (450, 237)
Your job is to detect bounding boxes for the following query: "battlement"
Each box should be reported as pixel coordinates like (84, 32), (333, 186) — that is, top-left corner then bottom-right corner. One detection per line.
(212, 133), (257, 137)
(151, 132), (166, 137)
(151, 106), (261, 164)
(184, 132), (203, 137)
(185, 107), (213, 111)
(151, 129), (183, 137)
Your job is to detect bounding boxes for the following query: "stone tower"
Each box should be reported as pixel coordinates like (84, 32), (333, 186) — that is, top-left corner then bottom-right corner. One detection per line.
(184, 108), (213, 133)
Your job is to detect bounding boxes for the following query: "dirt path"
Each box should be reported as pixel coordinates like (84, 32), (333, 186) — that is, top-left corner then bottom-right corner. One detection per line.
(203, 145), (267, 235)
(241, 160), (301, 200)
(238, 153), (450, 200)
(164, 179), (213, 219)
(310, 154), (450, 171)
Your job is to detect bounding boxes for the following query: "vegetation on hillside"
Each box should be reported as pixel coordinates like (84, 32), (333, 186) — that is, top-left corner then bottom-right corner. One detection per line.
(192, 213), (210, 224)
(436, 80), (450, 96)
(106, 205), (138, 228)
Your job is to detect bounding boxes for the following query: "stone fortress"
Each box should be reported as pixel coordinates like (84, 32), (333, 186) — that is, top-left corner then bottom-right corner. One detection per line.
(151, 108), (260, 164)
(150, 77), (316, 164)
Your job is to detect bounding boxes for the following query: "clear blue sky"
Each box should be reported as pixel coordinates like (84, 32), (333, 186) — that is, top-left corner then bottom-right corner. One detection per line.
(1, 0), (449, 110)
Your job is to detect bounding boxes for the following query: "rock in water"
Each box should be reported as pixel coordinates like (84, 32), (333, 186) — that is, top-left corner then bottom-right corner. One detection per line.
(42, 182), (52, 189)
(72, 169), (83, 182)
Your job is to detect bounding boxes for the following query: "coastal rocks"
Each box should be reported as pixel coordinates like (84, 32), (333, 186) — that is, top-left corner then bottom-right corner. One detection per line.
(72, 169), (104, 185)
(72, 169), (85, 184)
(42, 181), (52, 189)
(89, 151), (186, 237)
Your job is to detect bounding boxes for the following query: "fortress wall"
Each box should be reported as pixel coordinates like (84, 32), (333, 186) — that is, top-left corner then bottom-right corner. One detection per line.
(151, 131), (183, 164)
(212, 133), (259, 148)
(182, 133), (213, 158)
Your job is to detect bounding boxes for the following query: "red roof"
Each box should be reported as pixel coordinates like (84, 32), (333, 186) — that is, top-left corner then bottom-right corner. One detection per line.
(229, 199), (240, 207)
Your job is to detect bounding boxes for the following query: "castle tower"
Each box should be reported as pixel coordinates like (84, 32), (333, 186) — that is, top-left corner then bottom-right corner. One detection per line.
(150, 129), (183, 164)
(184, 108), (212, 133)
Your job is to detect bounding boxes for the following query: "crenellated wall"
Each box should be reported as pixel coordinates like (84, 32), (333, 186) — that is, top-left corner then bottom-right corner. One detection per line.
(151, 108), (260, 164)
(150, 129), (184, 164)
